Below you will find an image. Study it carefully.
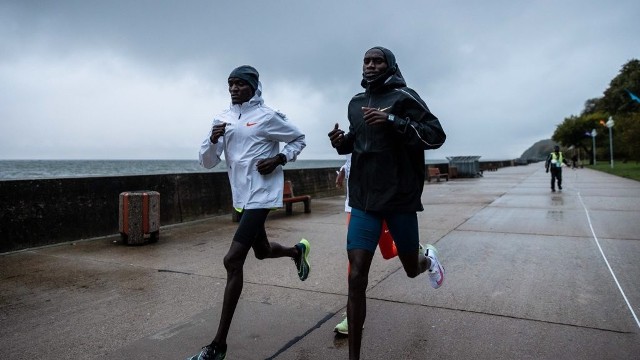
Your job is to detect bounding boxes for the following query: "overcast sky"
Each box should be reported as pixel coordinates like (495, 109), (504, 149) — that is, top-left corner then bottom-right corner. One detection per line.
(1, 0), (638, 161)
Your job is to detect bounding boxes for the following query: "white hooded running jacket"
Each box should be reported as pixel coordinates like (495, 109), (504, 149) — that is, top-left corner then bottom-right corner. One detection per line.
(199, 83), (306, 210)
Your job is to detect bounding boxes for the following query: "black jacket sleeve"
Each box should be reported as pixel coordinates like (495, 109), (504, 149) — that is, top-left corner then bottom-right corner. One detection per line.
(390, 88), (446, 150)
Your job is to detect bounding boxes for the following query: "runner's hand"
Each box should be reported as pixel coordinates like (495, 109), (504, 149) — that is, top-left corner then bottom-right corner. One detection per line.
(256, 156), (280, 175)
(328, 123), (345, 148)
(336, 168), (346, 188)
(362, 107), (388, 125)
(210, 123), (227, 144)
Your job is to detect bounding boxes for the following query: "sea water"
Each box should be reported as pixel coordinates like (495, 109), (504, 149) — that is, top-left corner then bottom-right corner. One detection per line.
(0, 159), (348, 180)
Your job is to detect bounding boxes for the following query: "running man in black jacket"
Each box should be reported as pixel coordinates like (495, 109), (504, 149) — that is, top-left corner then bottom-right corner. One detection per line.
(328, 46), (447, 359)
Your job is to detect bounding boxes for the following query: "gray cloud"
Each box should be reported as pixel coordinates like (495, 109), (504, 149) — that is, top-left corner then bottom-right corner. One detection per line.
(1, 0), (638, 160)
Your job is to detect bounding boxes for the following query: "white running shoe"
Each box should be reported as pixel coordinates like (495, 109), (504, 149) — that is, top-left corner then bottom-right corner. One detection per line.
(418, 244), (426, 257)
(423, 244), (445, 289)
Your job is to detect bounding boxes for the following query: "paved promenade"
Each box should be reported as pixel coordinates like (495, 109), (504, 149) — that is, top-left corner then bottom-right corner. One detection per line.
(1, 165), (639, 359)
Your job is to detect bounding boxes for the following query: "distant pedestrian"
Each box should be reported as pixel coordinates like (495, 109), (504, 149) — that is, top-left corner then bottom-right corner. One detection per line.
(545, 145), (571, 192)
(192, 65), (309, 360)
(328, 46), (447, 360)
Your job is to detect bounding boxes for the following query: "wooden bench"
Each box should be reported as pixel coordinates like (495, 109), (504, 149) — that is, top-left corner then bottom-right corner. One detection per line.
(231, 181), (311, 222)
(427, 167), (449, 182)
(231, 180), (311, 222)
(283, 180), (311, 215)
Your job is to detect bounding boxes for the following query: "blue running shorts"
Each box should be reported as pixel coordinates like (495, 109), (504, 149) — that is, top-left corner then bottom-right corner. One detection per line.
(347, 208), (419, 254)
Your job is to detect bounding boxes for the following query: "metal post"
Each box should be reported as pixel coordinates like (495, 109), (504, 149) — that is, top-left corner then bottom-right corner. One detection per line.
(606, 117), (614, 169)
(591, 129), (597, 165)
(608, 126), (613, 168)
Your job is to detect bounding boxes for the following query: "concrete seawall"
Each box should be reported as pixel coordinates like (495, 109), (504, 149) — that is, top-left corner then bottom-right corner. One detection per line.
(0, 168), (344, 253)
(0, 160), (518, 253)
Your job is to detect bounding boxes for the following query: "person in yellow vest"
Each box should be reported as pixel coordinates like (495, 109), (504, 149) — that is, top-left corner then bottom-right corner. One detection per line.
(545, 145), (570, 192)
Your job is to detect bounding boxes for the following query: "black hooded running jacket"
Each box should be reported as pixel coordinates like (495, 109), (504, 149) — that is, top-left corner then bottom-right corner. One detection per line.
(335, 47), (446, 213)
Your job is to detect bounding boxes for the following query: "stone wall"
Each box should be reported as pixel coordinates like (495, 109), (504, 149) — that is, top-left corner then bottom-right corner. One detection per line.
(0, 168), (342, 253)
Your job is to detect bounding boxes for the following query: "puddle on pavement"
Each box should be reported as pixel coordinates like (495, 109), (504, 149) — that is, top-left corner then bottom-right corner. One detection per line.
(546, 210), (564, 221)
(333, 334), (348, 349)
(550, 195), (564, 206)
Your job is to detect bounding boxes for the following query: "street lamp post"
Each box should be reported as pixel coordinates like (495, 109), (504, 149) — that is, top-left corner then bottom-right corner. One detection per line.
(606, 116), (615, 169)
(591, 129), (597, 165)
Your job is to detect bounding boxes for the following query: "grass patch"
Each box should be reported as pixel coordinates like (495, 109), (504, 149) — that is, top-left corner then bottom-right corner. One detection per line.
(586, 162), (640, 182)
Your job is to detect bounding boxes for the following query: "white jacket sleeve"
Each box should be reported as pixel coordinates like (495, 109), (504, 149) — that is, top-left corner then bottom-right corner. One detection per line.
(265, 112), (306, 162)
(199, 126), (224, 169)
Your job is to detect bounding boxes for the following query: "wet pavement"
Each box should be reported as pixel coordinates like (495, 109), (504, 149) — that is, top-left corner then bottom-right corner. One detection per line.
(1, 165), (639, 359)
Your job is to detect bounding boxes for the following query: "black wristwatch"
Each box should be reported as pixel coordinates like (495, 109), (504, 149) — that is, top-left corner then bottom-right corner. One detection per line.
(276, 153), (287, 166)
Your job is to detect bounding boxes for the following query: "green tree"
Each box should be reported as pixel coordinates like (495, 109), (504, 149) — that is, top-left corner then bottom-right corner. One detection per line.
(552, 112), (609, 165)
(599, 59), (640, 162)
(598, 59), (640, 115)
(614, 112), (640, 162)
(553, 59), (640, 164)
(581, 98), (601, 116)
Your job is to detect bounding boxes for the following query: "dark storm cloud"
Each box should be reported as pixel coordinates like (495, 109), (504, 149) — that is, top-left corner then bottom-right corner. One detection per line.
(1, 0), (639, 159)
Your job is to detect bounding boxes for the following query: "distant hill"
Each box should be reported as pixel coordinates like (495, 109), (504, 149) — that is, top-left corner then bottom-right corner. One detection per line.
(518, 139), (556, 163)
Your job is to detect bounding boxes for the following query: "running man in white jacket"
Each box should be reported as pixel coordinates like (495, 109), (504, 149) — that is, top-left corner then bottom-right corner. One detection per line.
(191, 65), (309, 360)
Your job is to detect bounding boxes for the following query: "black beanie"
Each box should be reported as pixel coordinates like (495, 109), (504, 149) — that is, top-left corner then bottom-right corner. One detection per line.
(228, 65), (259, 91)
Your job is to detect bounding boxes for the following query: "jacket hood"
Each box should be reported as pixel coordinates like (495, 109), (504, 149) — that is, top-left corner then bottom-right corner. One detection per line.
(251, 81), (264, 105)
(361, 46), (406, 91)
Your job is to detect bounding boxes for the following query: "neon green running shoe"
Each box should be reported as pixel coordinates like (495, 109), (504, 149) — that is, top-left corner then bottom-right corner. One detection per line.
(294, 239), (310, 281)
(334, 316), (348, 335)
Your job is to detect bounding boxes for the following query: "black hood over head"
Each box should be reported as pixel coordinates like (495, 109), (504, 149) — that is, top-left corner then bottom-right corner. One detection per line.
(361, 46), (406, 90)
